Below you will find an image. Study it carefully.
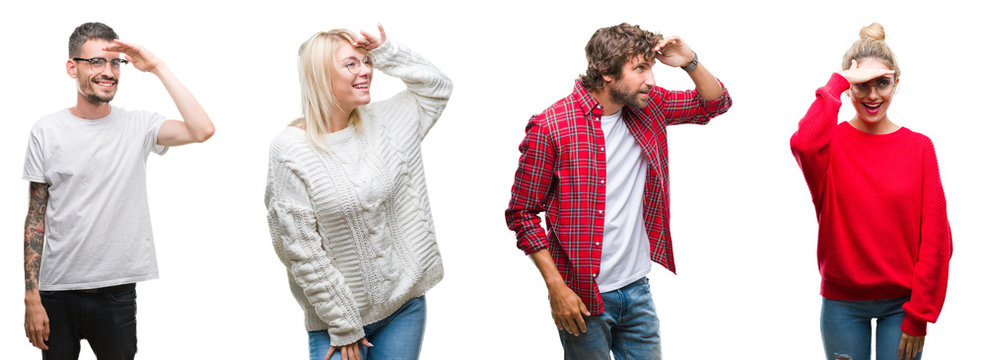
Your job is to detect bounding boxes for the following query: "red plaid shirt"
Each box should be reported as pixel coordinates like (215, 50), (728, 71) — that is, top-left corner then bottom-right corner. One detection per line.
(506, 80), (731, 314)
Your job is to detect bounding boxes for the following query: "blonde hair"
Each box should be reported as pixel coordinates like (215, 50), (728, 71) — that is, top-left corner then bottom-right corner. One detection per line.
(841, 23), (900, 78)
(292, 29), (369, 148)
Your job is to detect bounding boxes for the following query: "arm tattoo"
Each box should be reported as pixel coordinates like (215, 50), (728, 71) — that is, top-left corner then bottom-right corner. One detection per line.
(24, 182), (49, 291)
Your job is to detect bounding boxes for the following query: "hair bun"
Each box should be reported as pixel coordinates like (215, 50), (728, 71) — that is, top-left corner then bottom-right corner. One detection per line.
(859, 23), (886, 41)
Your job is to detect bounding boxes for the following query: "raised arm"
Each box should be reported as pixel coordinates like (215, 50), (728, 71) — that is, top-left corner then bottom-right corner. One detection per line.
(648, 36), (732, 126)
(24, 182), (49, 350)
(791, 61), (895, 208)
(655, 36), (722, 101)
(264, 149), (365, 347)
(103, 40), (215, 146)
(358, 25), (453, 137)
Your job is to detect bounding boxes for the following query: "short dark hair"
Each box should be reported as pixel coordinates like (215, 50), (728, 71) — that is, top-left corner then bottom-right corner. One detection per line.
(68, 22), (118, 58)
(579, 23), (663, 91)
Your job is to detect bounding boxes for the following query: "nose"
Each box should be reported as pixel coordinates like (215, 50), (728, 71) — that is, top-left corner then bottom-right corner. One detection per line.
(864, 86), (881, 99)
(98, 62), (116, 78)
(644, 69), (656, 87)
(357, 62), (372, 77)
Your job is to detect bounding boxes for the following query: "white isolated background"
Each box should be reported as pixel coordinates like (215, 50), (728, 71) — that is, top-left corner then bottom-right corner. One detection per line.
(1, 1), (982, 359)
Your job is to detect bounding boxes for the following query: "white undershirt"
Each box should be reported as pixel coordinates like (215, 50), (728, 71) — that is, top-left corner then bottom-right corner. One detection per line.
(595, 109), (652, 293)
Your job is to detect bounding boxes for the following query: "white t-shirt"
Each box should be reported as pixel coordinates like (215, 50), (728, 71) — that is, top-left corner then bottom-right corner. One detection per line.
(23, 107), (167, 291)
(595, 109), (652, 293)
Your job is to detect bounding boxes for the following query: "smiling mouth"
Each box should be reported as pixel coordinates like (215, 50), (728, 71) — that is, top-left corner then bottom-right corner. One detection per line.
(862, 102), (882, 114)
(94, 76), (117, 89)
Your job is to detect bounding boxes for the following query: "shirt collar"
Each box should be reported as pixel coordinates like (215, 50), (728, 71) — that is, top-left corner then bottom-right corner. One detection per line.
(572, 80), (604, 118)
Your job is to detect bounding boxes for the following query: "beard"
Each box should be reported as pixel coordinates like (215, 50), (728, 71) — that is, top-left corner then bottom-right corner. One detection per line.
(79, 76), (117, 103)
(608, 78), (650, 109)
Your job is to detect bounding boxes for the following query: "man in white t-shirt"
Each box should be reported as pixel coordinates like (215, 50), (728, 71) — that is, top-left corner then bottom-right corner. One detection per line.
(22, 22), (215, 359)
(506, 23), (732, 359)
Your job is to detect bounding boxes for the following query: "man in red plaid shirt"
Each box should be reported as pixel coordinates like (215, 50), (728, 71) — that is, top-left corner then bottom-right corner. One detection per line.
(505, 23), (732, 359)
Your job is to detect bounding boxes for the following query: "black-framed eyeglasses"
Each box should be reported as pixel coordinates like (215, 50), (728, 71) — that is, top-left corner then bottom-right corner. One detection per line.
(73, 57), (129, 72)
(337, 56), (373, 75)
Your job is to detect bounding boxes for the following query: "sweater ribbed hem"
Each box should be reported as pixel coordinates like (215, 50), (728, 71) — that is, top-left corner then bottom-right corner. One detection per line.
(820, 280), (911, 301)
(303, 267), (442, 342)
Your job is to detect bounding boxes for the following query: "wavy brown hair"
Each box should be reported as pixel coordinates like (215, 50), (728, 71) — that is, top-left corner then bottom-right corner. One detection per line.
(579, 23), (663, 91)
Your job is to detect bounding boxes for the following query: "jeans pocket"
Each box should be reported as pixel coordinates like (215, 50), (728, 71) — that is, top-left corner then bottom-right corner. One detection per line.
(104, 288), (137, 305)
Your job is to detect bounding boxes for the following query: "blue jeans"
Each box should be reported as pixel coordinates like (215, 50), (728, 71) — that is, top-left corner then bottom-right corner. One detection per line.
(308, 296), (426, 360)
(821, 296), (921, 360)
(558, 277), (661, 360)
(40, 283), (138, 360)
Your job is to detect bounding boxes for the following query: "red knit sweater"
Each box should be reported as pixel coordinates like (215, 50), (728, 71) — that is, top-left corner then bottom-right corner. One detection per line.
(790, 73), (952, 336)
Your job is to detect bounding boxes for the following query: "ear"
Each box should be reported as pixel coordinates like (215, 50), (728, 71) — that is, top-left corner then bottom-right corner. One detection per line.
(602, 73), (614, 83)
(66, 59), (77, 79)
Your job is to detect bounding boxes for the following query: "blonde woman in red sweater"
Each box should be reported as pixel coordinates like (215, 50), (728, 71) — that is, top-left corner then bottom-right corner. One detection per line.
(790, 23), (951, 360)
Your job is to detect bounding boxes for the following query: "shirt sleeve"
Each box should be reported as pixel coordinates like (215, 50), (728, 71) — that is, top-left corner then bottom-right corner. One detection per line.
(790, 73), (849, 212)
(900, 139), (952, 336)
(657, 79), (732, 126)
(265, 147), (365, 345)
(144, 111), (168, 155)
(23, 123), (47, 183)
(368, 39), (453, 139)
(505, 115), (554, 255)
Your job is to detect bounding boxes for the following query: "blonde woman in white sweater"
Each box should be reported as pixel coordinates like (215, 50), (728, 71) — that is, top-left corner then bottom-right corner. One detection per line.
(265, 25), (452, 360)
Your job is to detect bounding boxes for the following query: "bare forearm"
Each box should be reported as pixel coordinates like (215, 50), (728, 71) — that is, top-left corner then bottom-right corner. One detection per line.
(686, 62), (724, 101)
(530, 249), (566, 289)
(152, 64), (214, 141)
(24, 182), (48, 293)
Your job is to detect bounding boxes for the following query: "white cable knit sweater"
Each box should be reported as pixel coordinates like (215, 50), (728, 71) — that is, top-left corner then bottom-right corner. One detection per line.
(265, 40), (451, 346)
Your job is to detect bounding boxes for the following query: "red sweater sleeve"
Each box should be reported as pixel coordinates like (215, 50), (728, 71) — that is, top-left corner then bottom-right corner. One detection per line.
(790, 73), (849, 213)
(900, 139), (953, 336)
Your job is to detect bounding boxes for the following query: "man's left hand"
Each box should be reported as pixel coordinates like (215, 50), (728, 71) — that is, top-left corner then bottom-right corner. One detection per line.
(654, 36), (694, 68)
(103, 40), (161, 73)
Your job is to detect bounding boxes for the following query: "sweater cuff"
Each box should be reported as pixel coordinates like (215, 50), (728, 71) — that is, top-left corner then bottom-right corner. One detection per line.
(822, 73), (851, 95)
(328, 326), (366, 347)
(901, 313), (927, 337)
(368, 39), (404, 66)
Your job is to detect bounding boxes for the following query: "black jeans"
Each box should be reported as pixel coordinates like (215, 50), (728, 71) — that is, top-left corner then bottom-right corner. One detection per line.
(40, 283), (137, 360)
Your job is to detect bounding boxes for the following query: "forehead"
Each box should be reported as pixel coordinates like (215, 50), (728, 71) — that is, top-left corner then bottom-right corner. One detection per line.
(626, 53), (654, 66)
(334, 41), (366, 59)
(77, 38), (118, 58)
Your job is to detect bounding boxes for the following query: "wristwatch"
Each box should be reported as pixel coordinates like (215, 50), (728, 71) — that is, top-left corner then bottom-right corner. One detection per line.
(681, 51), (698, 72)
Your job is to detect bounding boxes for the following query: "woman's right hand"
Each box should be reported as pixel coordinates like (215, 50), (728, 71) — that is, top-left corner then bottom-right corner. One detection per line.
(326, 337), (373, 360)
(839, 59), (895, 84)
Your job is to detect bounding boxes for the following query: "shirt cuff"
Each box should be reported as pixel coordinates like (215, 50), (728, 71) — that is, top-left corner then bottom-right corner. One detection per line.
(517, 230), (549, 255)
(695, 79), (730, 109)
